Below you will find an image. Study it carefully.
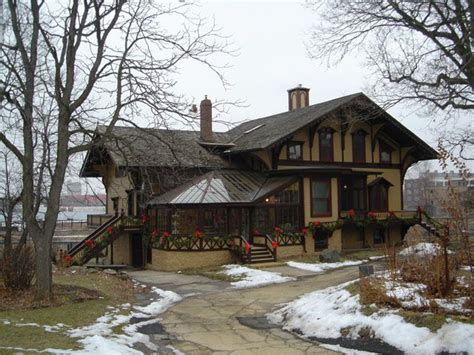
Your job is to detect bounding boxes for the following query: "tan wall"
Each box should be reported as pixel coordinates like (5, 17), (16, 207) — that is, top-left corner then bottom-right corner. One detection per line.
(341, 225), (365, 250)
(328, 229), (342, 252)
(277, 245), (305, 258)
(108, 232), (131, 265)
(97, 162), (134, 216)
(148, 249), (234, 271)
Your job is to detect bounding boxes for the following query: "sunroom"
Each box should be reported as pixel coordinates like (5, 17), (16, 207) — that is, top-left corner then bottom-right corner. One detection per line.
(145, 169), (305, 254)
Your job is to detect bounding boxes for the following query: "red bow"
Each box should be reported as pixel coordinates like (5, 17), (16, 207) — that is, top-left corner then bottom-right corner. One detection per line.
(272, 240), (278, 249)
(245, 243), (251, 254)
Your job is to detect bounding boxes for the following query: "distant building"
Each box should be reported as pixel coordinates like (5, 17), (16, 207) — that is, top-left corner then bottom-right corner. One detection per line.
(65, 180), (82, 195)
(404, 171), (474, 217)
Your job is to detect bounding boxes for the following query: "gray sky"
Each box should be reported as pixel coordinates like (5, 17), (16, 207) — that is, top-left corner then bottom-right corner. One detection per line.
(175, 0), (447, 153)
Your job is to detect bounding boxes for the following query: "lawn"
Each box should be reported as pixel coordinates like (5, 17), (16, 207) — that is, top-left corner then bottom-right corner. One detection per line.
(0, 271), (138, 352)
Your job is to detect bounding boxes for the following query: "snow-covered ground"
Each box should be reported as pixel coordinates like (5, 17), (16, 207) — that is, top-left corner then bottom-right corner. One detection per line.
(268, 281), (474, 354)
(399, 242), (452, 256)
(2, 287), (182, 354)
(286, 260), (366, 273)
(222, 265), (295, 288)
(68, 287), (182, 354)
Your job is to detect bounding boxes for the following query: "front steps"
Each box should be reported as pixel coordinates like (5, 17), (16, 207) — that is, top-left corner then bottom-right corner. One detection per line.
(248, 245), (275, 263)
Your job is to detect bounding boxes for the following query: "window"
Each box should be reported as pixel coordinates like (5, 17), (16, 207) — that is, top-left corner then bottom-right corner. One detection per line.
(287, 142), (303, 160)
(352, 129), (367, 163)
(319, 128), (334, 162)
(311, 179), (332, 216)
(369, 183), (389, 211)
(373, 228), (385, 244)
(341, 176), (366, 211)
(379, 141), (393, 163)
(255, 182), (301, 233)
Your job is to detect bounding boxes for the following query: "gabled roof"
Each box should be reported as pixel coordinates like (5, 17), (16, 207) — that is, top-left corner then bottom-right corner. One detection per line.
(224, 92), (437, 160)
(80, 126), (231, 177)
(225, 93), (363, 153)
(80, 92), (437, 177)
(147, 169), (297, 205)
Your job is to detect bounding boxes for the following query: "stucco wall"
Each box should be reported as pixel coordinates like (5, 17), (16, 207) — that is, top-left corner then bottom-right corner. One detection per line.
(148, 249), (234, 271)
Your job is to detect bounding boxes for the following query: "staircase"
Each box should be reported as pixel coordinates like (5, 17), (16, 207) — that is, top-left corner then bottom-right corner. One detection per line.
(415, 207), (444, 239)
(248, 245), (275, 263)
(230, 235), (277, 264)
(67, 213), (123, 266)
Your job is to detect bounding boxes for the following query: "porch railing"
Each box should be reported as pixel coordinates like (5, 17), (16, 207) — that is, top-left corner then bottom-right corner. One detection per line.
(340, 210), (418, 221)
(87, 214), (113, 227)
(154, 234), (231, 251)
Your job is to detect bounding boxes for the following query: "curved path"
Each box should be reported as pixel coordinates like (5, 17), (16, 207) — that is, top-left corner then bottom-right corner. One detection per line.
(130, 265), (368, 354)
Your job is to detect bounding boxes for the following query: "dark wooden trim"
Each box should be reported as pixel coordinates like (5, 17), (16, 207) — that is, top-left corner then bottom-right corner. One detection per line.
(337, 175), (342, 216)
(310, 177), (332, 217)
(299, 178), (305, 231)
(271, 143), (285, 170)
(277, 159), (400, 169)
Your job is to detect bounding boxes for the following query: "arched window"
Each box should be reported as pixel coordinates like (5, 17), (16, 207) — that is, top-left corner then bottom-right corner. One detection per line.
(319, 127), (334, 162)
(352, 129), (367, 163)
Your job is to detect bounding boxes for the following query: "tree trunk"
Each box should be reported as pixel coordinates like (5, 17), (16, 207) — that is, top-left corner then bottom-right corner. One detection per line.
(33, 236), (53, 301)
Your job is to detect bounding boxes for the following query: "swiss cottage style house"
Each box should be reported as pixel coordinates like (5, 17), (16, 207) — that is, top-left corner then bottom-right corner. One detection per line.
(69, 87), (437, 270)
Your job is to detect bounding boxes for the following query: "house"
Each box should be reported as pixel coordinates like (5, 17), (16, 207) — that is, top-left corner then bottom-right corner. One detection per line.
(74, 87), (437, 270)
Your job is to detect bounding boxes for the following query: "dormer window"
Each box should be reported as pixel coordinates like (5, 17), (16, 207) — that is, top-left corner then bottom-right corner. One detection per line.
(352, 129), (367, 163)
(379, 141), (393, 164)
(319, 127), (334, 162)
(287, 141), (303, 160)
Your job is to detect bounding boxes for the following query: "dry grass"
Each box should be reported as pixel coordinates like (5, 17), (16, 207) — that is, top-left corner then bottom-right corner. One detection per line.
(359, 277), (400, 307)
(0, 271), (139, 352)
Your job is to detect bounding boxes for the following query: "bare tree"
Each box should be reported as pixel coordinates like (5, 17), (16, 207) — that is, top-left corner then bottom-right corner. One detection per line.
(0, 149), (23, 253)
(0, 0), (230, 300)
(307, 1), (473, 125)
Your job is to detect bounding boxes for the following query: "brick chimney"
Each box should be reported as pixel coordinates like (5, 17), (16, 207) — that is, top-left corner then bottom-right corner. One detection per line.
(287, 84), (310, 110)
(200, 95), (212, 141)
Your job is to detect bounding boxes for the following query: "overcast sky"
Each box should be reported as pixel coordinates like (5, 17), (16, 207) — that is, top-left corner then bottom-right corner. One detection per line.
(174, 0), (448, 154)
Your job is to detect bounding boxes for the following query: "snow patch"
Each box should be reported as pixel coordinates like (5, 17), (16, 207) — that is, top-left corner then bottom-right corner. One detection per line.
(66, 286), (182, 354)
(399, 242), (452, 256)
(287, 260), (366, 273)
(222, 264), (294, 288)
(368, 256), (385, 261)
(269, 282), (474, 354)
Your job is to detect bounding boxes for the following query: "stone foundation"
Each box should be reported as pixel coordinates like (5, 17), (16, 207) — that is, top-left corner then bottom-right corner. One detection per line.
(148, 249), (234, 271)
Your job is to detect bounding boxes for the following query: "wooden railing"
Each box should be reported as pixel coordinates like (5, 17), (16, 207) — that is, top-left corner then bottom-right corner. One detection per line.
(229, 235), (251, 263)
(264, 234), (277, 260)
(155, 234), (231, 251)
(87, 214), (113, 227)
(340, 210), (418, 221)
(68, 213), (122, 261)
(275, 233), (305, 246)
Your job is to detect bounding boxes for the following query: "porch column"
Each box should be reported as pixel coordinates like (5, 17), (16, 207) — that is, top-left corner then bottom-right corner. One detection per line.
(328, 229), (342, 252)
(305, 233), (315, 254)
